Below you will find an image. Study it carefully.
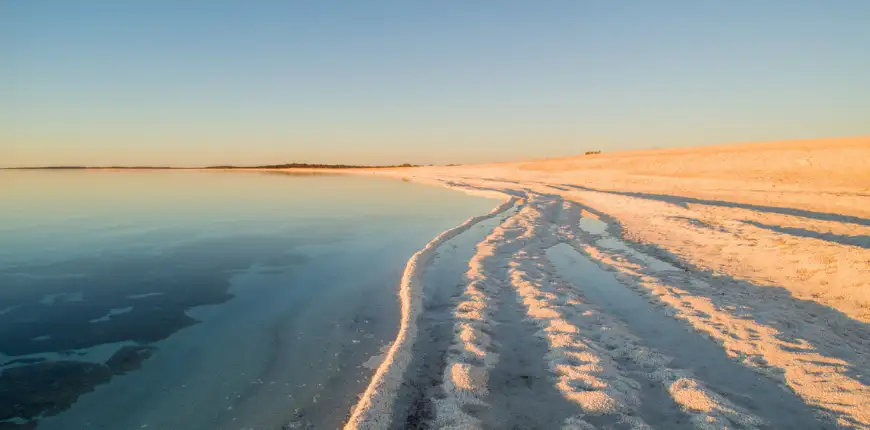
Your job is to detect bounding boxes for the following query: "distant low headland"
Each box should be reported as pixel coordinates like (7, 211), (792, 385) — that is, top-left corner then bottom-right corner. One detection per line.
(4, 163), (420, 170)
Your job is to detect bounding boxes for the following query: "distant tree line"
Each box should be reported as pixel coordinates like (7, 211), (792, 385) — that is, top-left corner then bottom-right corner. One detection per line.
(205, 162), (419, 169)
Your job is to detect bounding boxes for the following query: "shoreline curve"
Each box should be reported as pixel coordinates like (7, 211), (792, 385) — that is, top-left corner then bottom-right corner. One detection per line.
(343, 191), (516, 429)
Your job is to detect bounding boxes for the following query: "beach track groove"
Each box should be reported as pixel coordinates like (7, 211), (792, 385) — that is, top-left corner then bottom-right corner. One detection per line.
(345, 171), (870, 429)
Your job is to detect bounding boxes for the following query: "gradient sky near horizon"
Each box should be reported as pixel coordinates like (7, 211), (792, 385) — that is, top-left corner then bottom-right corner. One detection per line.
(2, 1), (869, 167)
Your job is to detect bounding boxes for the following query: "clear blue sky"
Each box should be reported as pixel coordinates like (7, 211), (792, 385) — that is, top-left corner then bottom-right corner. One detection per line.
(2, 1), (869, 167)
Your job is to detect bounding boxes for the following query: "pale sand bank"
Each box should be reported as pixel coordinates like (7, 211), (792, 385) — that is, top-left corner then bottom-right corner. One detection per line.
(309, 136), (868, 428)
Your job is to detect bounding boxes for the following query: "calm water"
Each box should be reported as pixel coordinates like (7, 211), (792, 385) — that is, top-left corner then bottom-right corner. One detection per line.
(0, 170), (497, 430)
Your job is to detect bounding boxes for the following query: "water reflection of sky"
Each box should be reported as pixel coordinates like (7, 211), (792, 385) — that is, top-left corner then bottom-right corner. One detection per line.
(1, 171), (483, 267)
(0, 171), (498, 429)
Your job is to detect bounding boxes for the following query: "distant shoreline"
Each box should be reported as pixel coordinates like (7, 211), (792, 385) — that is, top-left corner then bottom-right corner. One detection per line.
(2, 163), (422, 170)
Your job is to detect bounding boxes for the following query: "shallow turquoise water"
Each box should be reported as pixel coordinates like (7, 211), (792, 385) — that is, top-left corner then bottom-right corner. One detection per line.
(0, 170), (497, 429)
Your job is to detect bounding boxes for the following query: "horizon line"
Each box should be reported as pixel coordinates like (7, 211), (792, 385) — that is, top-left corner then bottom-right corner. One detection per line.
(0, 162), (431, 170)
(4, 134), (868, 170)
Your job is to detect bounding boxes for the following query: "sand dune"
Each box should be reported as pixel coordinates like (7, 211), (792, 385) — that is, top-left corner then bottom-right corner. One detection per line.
(341, 137), (870, 429)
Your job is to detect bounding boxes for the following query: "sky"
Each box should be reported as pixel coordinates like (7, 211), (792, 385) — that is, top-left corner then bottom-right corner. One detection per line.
(2, 1), (869, 167)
